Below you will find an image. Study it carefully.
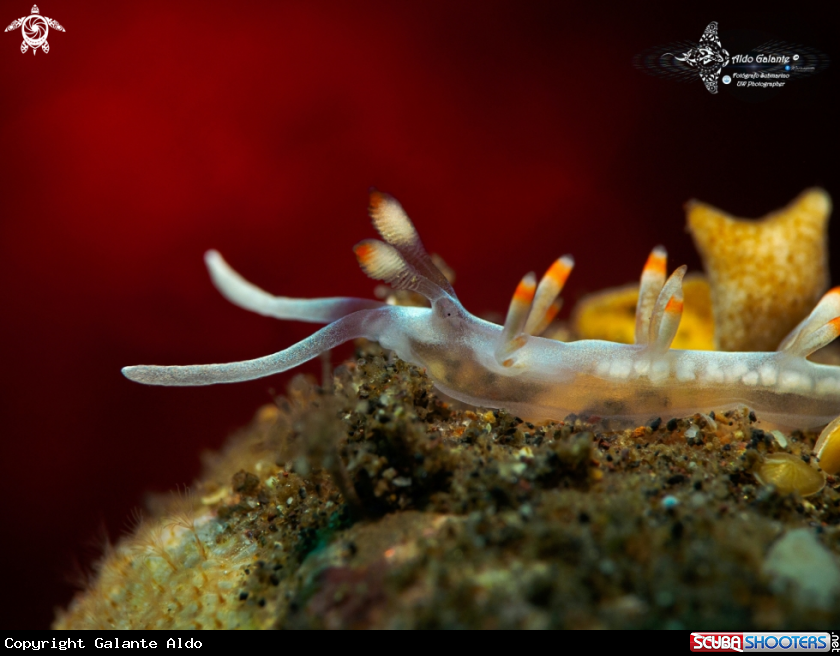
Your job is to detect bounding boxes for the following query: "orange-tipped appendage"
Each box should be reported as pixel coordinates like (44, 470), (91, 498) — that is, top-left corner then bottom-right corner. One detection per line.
(644, 248), (667, 277)
(497, 273), (537, 364)
(513, 276), (537, 305)
(545, 257), (573, 289)
(354, 242), (376, 266)
(369, 190), (385, 213)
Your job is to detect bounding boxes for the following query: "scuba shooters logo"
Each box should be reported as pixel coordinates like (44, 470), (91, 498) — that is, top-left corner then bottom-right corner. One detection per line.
(690, 632), (836, 652)
(633, 21), (829, 97)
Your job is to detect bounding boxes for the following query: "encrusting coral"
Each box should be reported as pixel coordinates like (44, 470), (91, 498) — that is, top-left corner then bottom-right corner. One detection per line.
(54, 496), (259, 629)
(686, 188), (831, 352)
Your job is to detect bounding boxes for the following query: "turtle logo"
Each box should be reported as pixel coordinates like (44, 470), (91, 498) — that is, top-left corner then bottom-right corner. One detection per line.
(4, 5), (65, 55)
(666, 22), (730, 94)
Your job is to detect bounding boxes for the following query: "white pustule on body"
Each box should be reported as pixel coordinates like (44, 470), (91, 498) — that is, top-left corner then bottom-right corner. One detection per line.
(675, 359), (695, 382)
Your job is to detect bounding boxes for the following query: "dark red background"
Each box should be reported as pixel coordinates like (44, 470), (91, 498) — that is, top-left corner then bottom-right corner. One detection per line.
(0, 1), (837, 629)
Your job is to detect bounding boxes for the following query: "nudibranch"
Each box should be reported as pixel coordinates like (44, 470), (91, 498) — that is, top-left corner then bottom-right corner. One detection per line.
(123, 192), (840, 430)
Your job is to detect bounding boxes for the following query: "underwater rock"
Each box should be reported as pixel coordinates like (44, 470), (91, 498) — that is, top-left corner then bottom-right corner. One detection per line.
(762, 528), (840, 610)
(686, 188), (831, 351)
(57, 345), (840, 629)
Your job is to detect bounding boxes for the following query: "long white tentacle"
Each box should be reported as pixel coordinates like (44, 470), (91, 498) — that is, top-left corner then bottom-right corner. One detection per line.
(205, 250), (384, 323)
(122, 307), (389, 386)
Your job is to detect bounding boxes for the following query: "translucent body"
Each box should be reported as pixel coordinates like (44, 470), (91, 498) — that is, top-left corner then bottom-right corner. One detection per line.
(123, 193), (840, 430)
(374, 303), (840, 430)
(125, 294), (840, 430)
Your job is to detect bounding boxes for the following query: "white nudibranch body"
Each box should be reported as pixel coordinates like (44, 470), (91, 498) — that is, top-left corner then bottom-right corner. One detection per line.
(123, 192), (840, 430)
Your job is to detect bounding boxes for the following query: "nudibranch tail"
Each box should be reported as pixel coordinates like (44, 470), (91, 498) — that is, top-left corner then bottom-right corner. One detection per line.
(205, 250), (384, 323)
(635, 246), (667, 345)
(121, 307), (390, 386)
